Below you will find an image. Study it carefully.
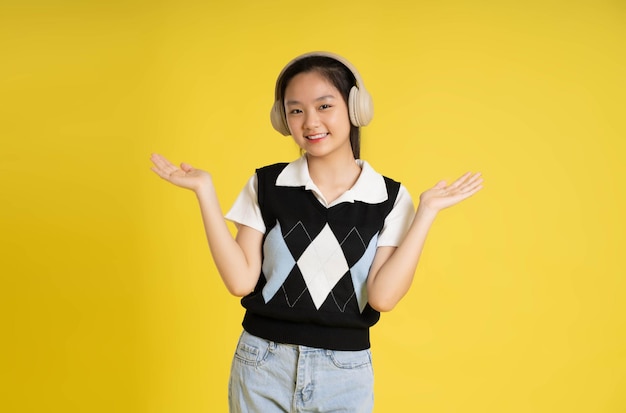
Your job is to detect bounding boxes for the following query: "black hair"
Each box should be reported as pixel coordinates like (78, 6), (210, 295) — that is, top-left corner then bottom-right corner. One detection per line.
(276, 56), (361, 159)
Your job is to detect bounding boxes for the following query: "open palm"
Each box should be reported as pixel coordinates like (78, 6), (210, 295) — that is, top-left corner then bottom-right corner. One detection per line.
(419, 172), (483, 212)
(150, 153), (212, 192)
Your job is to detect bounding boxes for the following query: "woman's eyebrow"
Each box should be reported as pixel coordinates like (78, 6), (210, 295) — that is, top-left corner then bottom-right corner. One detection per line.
(285, 95), (336, 106)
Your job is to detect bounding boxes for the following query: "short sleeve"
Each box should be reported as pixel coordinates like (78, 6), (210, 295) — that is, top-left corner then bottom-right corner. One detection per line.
(224, 174), (266, 234)
(377, 184), (414, 247)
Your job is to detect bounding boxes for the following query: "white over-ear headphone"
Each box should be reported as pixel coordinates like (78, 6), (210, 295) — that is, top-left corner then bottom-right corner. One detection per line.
(270, 51), (374, 136)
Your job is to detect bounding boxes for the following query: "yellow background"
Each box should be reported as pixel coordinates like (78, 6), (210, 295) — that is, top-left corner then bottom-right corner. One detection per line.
(1, 0), (624, 411)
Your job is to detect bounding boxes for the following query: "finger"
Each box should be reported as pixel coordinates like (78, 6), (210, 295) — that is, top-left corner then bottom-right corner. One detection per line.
(447, 172), (473, 190)
(443, 176), (482, 198)
(180, 162), (194, 173)
(461, 183), (483, 197)
(150, 155), (183, 182)
(150, 154), (180, 176)
(457, 180), (483, 195)
(150, 166), (173, 180)
(150, 153), (167, 165)
(452, 172), (482, 192)
(150, 153), (176, 170)
(460, 173), (483, 192)
(446, 184), (483, 204)
(465, 172), (482, 185)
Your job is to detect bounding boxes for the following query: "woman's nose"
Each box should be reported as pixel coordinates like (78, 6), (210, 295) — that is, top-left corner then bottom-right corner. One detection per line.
(303, 111), (320, 129)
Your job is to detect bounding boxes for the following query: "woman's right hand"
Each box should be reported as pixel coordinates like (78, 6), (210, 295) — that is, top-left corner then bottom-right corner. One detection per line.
(150, 153), (212, 193)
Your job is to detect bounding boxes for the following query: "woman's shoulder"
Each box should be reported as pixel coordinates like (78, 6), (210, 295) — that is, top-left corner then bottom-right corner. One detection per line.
(255, 162), (289, 181)
(256, 155), (306, 180)
(256, 162), (289, 172)
(358, 159), (401, 185)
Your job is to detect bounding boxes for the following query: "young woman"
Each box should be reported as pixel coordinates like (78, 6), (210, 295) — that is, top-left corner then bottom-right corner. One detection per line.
(150, 51), (483, 412)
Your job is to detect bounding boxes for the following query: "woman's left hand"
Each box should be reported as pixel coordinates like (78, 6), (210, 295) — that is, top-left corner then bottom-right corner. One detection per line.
(419, 172), (483, 212)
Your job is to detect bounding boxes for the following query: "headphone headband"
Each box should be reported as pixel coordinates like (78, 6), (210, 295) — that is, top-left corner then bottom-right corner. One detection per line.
(273, 51), (367, 101)
(270, 51), (374, 136)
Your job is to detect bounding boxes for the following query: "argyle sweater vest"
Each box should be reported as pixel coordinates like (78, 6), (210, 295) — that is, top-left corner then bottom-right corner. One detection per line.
(241, 163), (401, 350)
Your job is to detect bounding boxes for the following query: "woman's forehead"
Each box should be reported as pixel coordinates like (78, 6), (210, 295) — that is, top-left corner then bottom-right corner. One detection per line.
(284, 72), (339, 99)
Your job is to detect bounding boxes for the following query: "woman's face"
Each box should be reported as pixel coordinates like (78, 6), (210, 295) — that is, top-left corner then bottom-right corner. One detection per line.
(283, 71), (352, 160)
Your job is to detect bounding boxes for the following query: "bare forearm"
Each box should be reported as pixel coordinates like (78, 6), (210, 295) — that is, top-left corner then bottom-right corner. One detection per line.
(150, 153), (261, 295)
(195, 185), (260, 296)
(367, 170), (483, 311)
(367, 205), (438, 311)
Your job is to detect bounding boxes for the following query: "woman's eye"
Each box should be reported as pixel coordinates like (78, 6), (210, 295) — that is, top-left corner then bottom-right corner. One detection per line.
(319, 104), (332, 110)
(289, 109), (302, 115)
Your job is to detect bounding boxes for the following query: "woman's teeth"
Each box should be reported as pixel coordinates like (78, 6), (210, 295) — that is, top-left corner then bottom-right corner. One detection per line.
(307, 133), (328, 140)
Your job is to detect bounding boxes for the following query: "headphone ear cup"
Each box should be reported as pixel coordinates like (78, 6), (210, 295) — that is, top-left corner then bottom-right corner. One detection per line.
(270, 100), (291, 136)
(348, 86), (374, 127)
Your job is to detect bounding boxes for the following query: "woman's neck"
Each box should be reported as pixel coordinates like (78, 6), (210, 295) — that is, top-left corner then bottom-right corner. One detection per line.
(305, 152), (362, 204)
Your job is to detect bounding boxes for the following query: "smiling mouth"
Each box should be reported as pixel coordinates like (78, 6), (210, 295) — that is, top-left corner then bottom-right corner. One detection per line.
(306, 132), (329, 140)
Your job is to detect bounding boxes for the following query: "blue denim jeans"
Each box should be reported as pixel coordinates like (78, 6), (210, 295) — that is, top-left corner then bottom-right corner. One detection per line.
(229, 330), (374, 412)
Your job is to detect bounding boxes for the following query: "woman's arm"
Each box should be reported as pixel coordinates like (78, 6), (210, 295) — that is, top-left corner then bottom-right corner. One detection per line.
(150, 153), (263, 296)
(367, 172), (483, 311)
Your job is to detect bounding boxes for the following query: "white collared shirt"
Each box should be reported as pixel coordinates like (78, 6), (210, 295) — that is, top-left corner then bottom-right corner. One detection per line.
(225, 156), (415, 246)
